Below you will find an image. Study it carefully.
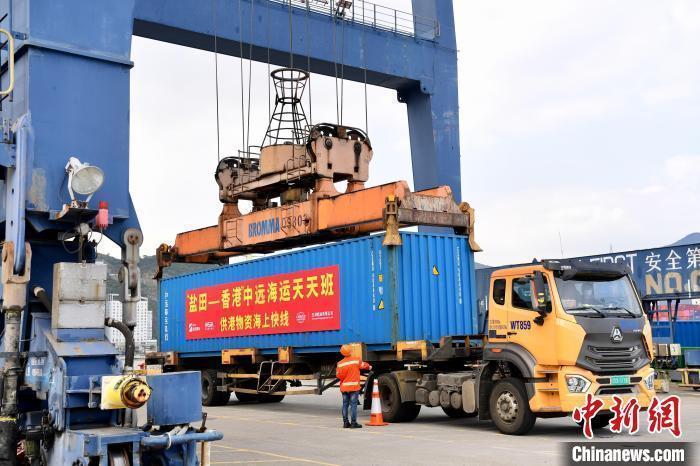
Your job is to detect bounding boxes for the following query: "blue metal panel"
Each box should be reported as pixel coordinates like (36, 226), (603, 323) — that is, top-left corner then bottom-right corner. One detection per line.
(132, 0), (461, 199)
(147, 372), (202, 425)
(685, 349), (700, 367)
(159, 232), (476, 355)
(652, 321), (700, 348)
(569, 244), (700, 301)
(1, 0), (139, 249)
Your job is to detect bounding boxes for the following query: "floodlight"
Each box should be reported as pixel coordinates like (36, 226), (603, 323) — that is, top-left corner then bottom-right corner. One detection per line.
(65, 157), (104, 204)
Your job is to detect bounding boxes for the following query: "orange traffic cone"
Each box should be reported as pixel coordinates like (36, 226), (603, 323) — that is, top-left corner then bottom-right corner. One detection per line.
(366, 380), (389, 426)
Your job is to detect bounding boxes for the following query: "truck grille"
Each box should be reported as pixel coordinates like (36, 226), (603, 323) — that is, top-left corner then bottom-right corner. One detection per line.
(581, 344), (649, 374)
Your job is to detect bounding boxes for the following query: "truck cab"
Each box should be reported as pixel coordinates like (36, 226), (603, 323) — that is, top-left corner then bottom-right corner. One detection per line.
(479, 259), (655, 434)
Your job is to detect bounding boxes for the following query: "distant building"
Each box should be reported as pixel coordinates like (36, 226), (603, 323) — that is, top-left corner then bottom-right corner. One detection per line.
(105, 293), (125, 351)
(105, 294), (153, 354)
(134, 298), (153, 347)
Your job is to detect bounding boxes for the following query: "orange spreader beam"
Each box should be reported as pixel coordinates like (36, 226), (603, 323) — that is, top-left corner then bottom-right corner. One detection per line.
(156, 181), (480, 277)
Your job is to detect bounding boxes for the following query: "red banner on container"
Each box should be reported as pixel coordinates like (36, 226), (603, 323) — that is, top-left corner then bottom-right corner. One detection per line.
(184, 265), (340, 340)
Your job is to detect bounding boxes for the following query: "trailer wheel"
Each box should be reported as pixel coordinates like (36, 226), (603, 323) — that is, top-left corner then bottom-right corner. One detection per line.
(442, 406), (477, 418)
(234, 391), (259, 403)
(234, 380), (259, 403)
(201, 370), (230, 406)
(378, 374), (421, 422)
(259, 381), (287, 403)
(489, 378), (536, 435)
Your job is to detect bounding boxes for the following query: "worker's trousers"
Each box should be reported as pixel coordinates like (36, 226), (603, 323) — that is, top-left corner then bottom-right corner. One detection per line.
(342, 391), (359, 423)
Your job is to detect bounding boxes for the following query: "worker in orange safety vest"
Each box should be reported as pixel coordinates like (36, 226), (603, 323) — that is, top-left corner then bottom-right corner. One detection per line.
(336, 344), (372, 428)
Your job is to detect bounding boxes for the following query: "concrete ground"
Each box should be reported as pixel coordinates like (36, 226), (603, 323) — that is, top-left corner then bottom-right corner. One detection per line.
(203, 386), (700, 465)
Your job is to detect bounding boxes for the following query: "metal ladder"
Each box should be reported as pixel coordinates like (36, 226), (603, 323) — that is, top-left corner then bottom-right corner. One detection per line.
(648, 299), (680, 344)
(257, 361), (278, 394)
(0, 8), (15, 107)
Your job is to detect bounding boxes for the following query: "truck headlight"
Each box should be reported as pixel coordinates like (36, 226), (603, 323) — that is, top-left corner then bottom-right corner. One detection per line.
(566, 375), (591, 393)
(644, 372), (655, 390)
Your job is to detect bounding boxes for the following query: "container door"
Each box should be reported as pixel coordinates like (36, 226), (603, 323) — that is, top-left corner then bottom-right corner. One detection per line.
(507, 275), (557, 365)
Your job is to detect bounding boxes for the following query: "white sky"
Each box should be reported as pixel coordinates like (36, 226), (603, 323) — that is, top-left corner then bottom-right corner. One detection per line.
(111, 0), (700, 266)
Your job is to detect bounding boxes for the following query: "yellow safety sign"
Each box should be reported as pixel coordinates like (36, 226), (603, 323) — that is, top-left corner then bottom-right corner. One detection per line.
(378, 299), (385, 310)
(432, 266), (439, 276)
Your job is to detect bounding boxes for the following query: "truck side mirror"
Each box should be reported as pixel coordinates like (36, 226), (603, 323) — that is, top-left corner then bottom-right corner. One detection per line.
(530, 271), (551, 320)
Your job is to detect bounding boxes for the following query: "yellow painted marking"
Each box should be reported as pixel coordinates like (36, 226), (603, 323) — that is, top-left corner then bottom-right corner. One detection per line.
(213, 444), (339, 466)
(209, 415), (456, 444)
(432, 265), (439, 276)
(211, 461), (298, 465)
(378, 274), (383, 282)
(378, 299), (385, 310)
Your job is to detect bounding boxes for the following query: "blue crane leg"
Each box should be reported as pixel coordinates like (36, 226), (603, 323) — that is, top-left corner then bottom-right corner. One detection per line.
(0, 0), (140, 251)
(406, 0), (461, 199)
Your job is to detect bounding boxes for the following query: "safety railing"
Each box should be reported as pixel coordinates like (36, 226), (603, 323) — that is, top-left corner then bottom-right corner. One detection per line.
(268, 0), (439, 40)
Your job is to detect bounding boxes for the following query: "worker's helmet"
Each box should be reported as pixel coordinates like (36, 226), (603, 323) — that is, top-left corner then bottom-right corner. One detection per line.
(340, 344), (352, 357)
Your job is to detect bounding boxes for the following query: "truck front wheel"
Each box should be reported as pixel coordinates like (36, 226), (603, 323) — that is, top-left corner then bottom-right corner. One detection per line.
(378, 374), (421, 422)
(489, 378), (536, 435)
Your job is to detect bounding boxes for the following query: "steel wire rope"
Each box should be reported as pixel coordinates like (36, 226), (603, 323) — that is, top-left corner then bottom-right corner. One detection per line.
(287, 0), (294, 142)
(245, 0), (254, 155)
(212, 0), (221, 160)
(266, 0), (271, 128)
(339, 13), (345, 125)
(238, 0), (247, 154)
(362, 1), (369, 134)
(332, 8), (339, 123)
(305, 0), (312, 128)
(288, 0), (293, 68)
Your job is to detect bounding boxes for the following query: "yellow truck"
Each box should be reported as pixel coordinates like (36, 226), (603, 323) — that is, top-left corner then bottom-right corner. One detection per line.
(392, 259), (656, 434)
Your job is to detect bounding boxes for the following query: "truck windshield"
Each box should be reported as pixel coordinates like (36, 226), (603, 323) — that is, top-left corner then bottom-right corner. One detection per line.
(554, 276), (642, 317)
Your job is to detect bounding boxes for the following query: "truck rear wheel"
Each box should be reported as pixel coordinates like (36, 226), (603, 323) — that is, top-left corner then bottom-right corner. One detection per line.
(489, 378), (536, 435)
(201, 370), (230, 406)
(378, 374), (421, 422)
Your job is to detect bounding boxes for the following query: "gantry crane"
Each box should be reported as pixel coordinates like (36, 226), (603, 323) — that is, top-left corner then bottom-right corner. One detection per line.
(0, 1), (461, 464)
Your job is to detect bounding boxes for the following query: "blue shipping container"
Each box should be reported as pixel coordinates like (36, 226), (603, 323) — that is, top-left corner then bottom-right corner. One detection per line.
(652, 321), (700, 348)
(159, 232), (477, 358)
